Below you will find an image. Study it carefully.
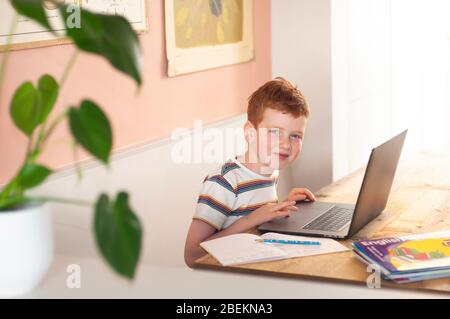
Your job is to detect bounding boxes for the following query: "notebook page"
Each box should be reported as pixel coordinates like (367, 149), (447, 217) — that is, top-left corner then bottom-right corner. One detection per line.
(260, 232), (349, 258)
(200, 233), (287, 266)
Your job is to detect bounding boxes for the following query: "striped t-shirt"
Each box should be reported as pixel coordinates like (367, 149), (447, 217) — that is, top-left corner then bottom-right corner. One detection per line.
(193, 158), (279, 230)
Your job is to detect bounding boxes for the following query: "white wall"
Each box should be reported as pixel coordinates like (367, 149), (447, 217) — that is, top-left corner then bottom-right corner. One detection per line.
(332, 0), (450, 180)
(391, 0), (450, 151)
(332, 0), (393, 181)
(271, 0), (334, 192)
(29, 114), (293, 268)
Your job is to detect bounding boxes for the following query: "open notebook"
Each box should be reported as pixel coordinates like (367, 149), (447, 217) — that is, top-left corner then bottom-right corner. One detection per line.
(200, 232), (349, 266)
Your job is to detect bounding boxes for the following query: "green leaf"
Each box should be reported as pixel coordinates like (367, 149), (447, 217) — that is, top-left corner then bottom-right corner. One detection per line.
(94, 192), (142, 279)
(9, 0), (51, 30)
(68, 100), (113, 164)
(10, 82), (42, 136)
(61, 6), (142, 86)
(18, 163), (52, 189)
(0, 195), (38, 212)
(37, 74), (59, 124)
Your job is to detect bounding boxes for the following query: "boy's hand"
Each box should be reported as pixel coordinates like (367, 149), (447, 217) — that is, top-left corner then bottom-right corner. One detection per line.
(286, 188), (316, 203)
(244, 201), (298, 228)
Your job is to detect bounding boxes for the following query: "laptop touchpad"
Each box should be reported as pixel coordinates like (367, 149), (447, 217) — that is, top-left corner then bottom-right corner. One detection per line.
(259, 201), (337, 232)
(292, 201), (336, 226)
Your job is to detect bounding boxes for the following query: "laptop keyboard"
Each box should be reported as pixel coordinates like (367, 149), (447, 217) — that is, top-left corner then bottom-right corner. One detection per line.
(303, 206), (353, 232)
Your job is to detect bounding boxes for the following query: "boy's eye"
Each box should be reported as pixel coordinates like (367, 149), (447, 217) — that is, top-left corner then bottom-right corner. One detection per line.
(290, 134), (302, 140)
(268, 128), (280, 136)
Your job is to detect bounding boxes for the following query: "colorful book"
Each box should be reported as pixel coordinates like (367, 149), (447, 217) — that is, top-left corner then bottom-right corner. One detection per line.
(353, 247), (450, 283)
(352, 230), (450, 283)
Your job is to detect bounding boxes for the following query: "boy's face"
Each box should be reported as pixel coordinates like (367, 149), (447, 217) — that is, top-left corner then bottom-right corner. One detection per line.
(246, 108), (307, 172)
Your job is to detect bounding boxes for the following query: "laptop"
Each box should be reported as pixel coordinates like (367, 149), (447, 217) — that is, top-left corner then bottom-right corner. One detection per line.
(258, 130), (408, 239)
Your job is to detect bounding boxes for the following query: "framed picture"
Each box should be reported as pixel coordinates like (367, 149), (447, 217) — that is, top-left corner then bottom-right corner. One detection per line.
(0, 0), (148, 52)
(165, 0), (254, 77)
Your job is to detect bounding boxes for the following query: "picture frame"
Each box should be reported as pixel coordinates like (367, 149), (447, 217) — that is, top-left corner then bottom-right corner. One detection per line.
(0, 0), (148, 52)
(165, 0), (254, 77)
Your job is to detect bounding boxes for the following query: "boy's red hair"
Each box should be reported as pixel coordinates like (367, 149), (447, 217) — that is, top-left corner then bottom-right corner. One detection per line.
(247, 77), (310, 127)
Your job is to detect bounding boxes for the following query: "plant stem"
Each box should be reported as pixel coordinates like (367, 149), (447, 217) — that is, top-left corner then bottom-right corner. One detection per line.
(0, 14), (18, 103)
(0, 175), (21, 204)
(30, 110), (68, 160)
(28, 49), (79, 158)
(35, 196), (92, 208)
(27, 48), (78, 160)
(2, 49), (79, 200)
(71, 140), (83, 181)
(60, 49), (79, 89)
(44, 110), (68, 140)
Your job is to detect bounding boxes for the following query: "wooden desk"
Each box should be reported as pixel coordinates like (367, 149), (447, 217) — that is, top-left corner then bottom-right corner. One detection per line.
(195, 152), (450, 294)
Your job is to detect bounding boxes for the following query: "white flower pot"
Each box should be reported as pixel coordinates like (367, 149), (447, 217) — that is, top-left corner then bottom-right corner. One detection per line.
(0, 203), (53, 298)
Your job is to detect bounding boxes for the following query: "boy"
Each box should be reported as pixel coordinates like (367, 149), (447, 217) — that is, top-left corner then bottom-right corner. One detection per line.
(184, 77), (316, 268)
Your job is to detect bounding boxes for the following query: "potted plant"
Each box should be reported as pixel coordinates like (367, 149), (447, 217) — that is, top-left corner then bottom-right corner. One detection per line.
(0, 0), (143, 297)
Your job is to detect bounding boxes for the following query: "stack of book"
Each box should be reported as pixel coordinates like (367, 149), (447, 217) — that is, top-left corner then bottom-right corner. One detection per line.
(352, 230), (450, 284)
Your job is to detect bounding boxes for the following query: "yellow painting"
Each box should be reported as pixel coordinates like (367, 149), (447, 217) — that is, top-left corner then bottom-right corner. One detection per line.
(165, 0), (254, 77)
(174, 0), (243, 48)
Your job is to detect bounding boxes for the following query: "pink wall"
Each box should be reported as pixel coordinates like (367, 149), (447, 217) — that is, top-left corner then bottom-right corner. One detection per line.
(0, 0), (272, 185)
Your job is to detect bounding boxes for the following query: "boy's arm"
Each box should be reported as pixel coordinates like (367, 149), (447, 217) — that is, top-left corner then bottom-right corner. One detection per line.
(184, 217), (254, 268)
(184, 201), (297, 268)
